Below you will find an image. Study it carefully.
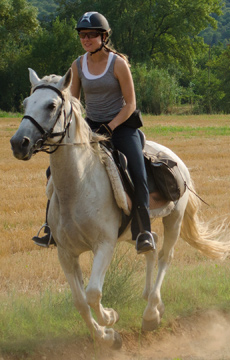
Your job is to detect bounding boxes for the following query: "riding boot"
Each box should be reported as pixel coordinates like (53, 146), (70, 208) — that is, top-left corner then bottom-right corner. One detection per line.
(32, 200), (56, 247)
(132, 206), (156, 254)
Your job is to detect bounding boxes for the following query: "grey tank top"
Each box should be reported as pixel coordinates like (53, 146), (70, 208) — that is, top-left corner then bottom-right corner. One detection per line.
(76, 52), (125, 123)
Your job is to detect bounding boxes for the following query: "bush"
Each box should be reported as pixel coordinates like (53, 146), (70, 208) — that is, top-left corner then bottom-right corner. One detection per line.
(132, 64), (181, 115)
(191, 68), (225, 114)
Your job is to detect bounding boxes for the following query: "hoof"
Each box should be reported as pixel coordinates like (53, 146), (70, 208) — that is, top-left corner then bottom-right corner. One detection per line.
(111, 331), (122, 350)
(103, 308), (119, 326)
(142, 318), (160, 331)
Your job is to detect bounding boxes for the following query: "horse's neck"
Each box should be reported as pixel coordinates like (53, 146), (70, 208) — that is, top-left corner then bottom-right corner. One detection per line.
(49, 113), (97, 193)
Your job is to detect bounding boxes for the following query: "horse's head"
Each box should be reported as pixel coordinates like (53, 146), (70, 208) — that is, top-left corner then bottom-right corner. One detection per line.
(10, 68), (73, 160)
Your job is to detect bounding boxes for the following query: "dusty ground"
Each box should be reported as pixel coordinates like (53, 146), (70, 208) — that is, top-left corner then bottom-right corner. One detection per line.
(3, 310), (230, 360)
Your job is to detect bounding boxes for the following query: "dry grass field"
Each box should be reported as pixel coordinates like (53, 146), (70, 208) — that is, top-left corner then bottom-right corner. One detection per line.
(1, 114), (230, 359)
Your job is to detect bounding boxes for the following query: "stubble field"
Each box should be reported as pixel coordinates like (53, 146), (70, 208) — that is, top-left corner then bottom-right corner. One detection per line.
(1, 114), (230, 360)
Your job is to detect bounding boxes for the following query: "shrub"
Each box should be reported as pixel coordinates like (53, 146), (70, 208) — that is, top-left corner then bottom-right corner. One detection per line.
(132, 64), (181, 115)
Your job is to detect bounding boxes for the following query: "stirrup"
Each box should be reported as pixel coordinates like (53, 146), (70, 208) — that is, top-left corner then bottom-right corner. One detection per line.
(32, 223), (53, 248)
(136, 231), (156, 254)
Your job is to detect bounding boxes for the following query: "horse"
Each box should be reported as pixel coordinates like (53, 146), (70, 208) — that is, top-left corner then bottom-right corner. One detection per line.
(10, 68), (230, 349)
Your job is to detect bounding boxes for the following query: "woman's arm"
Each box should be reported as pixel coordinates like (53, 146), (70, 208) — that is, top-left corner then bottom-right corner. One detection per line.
(108, 56), (136, 131)
(70, 59), (82, 100)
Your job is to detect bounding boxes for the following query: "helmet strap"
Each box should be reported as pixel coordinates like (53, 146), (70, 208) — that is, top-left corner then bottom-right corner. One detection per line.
(89, 43), (104, 55)
(89, 34), (109, 56)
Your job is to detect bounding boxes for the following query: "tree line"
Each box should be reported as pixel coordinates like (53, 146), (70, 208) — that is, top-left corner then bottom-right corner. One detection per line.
(1, 0), (230, 114)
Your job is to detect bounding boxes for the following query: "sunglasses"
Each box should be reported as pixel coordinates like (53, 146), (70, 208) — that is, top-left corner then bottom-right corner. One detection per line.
(78, 31), (101, 39)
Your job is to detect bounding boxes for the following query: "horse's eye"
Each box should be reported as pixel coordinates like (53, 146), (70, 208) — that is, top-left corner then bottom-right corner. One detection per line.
(47, 102), (56, 111)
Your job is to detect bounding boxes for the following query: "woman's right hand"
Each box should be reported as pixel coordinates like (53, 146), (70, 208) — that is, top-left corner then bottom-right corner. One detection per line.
(96, 123), (113, 137)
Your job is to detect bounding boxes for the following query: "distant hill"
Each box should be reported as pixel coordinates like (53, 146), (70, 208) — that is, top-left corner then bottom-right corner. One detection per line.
(200, 0), (230, 45)
(27, 0), (59, 21)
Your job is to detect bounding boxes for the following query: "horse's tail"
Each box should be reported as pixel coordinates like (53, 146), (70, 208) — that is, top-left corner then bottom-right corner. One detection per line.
(180, 182), (229, 260)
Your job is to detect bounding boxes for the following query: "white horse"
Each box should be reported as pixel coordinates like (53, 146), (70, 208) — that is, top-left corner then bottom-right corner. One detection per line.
(10, 68), (230, 349)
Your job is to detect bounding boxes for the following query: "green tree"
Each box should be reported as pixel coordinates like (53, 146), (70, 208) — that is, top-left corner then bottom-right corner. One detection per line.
(0, 0), (40, 110)
(57, 0), (222, 71)
(27, 17), (82, 76)
(0, 17), (82, 111)
(212, 45), (230, 112)
(0, 0), (39, 70)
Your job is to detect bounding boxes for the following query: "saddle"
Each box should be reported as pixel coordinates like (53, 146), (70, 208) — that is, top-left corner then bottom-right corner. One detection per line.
(102, 130), (186, 236)
(104, 130), (186, 204)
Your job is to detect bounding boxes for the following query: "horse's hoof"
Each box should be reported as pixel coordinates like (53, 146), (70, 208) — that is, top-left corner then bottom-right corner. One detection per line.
(111, 331), (122, 350)
(142, 318), (160, 331)
(103, 308), (119, 325)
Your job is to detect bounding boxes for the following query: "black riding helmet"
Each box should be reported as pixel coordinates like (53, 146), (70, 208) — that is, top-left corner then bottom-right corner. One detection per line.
(76, 12), (110, 32)
(76, 12), (110, 55)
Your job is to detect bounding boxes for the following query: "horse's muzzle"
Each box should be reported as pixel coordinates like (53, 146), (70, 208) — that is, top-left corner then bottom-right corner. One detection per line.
(10, 134), (33, 160)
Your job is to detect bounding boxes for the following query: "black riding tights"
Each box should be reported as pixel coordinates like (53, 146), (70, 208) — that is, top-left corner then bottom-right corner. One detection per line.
(87, 119), (151, 239)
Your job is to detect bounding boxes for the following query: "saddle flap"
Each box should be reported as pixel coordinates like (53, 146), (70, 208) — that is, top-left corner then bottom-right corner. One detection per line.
(112, 149), (134, 195)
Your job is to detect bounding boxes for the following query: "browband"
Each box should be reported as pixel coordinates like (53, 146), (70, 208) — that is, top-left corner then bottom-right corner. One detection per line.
(33, 84), (65, 102)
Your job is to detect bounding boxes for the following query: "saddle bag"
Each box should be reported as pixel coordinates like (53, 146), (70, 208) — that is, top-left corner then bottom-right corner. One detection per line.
(123, 109), (143, 129)
(144, 149), (187, 201)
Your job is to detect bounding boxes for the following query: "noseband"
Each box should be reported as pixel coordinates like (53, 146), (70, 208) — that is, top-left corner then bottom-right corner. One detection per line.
(21, 84), (72, 154)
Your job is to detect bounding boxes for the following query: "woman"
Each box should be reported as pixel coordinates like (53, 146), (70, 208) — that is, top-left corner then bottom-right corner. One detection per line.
(34, 12), (160, 254)
(71, 11), (156, 254)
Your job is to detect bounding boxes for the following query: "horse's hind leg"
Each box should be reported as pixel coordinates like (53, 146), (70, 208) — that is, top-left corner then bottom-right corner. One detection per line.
(142, 205), (185, 331)
(85, 242), (119, 327)
(142, 248), (158, 301)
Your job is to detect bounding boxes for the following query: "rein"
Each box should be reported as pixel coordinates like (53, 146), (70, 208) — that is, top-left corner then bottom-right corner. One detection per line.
(21, 84), (73, 154)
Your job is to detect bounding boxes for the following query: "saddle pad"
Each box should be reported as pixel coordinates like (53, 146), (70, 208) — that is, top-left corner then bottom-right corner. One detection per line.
(102, 147), (131, 216)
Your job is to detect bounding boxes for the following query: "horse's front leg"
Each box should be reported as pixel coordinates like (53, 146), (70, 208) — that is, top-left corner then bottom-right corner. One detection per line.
(58, 249), (121, 348)
(57, 250), (94, 327)
(86, 242), (119, 327)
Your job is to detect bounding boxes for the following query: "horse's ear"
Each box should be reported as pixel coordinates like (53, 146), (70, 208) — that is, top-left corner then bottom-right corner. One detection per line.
(57, 68), (73, 91)
(28, 68), (41, 87)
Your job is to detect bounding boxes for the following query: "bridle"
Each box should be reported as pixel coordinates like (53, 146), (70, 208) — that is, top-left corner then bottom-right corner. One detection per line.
(21, 84), (73, 154)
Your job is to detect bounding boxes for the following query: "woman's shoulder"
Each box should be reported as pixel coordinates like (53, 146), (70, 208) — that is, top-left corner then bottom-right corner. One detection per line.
(71, 54), (87, 74)
(113, 53), (130, 76)
(72, 53), (87, 65)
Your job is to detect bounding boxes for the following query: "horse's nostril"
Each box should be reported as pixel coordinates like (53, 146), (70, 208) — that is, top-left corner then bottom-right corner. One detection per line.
(22, 137), (30, 148)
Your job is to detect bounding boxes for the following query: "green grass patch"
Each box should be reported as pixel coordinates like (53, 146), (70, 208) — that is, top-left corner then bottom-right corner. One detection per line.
(0, 289), (87, 354)
(143, 125), (230, 137)
(0, 110), (22, 118)
(161, 262), (230, 324)
(1, 246), (230, 357)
